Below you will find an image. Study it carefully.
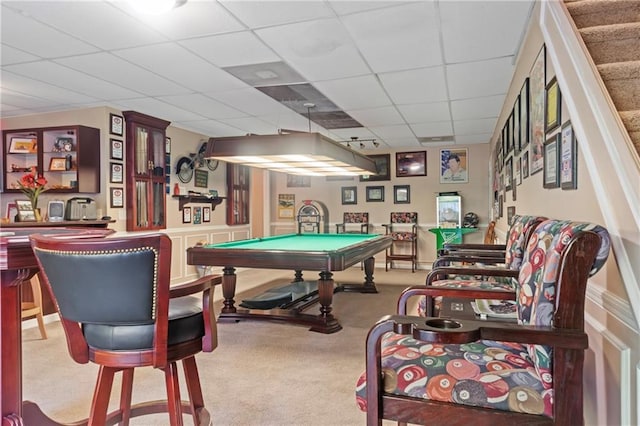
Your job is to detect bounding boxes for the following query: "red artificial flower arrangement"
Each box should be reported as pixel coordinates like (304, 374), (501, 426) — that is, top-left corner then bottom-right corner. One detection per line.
(17, 167), (48, 209)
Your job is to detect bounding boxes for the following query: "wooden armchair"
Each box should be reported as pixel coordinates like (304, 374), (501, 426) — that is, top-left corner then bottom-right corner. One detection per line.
(356, 219), (611, 425)
(21, 273), (47, 339)
(422, 215), (547, 316)
(383, 212), (418, 272)
(434, 215), (546, 268)
(30, 233), (222, 426)
(336, 212), (370, 234)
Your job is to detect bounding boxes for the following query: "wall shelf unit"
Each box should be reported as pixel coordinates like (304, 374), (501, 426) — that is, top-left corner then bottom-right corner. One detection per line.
(172, 195), (225, 211)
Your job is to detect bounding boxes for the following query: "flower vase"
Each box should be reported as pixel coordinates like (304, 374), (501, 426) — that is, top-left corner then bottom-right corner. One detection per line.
(34, 208), (43, 222)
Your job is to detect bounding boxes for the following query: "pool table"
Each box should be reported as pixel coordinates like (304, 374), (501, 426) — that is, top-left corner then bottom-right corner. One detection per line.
(187, 233), (392, 334)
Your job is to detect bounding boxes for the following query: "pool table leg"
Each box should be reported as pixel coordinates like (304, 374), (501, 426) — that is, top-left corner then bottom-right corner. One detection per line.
(221, 267), (237, 314)
(310, 271), (342, 334)
(337, 256), (378, 294)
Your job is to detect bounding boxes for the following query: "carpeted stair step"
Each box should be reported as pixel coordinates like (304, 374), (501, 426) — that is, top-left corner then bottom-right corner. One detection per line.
(598, 61), (640, 111)
(579, 22), (640, 64)
(566, 0), (640, 29)
(619, 110), (640, 153)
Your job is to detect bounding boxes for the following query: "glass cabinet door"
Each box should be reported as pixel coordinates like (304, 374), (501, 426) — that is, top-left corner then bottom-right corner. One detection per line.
(123, 111), (170, 232)
(226, 163), (250, 225)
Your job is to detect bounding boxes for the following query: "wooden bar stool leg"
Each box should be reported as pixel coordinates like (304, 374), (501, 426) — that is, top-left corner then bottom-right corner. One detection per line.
(164, 362), (184, 426)
(183, 356), (207, 425)
(120, 368), (134, 426)
(90, 365), (116, 426)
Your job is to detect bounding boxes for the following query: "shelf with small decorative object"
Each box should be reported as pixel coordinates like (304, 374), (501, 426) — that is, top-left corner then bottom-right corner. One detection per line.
(172, 195), (225, 211)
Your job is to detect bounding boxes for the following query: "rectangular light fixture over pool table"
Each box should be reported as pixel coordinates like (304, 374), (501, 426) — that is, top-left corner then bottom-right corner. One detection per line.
(204, 131), (377, 176)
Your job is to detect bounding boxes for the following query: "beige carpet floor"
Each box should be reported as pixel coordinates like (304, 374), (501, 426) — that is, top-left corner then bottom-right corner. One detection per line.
(21, 266), (425, 425)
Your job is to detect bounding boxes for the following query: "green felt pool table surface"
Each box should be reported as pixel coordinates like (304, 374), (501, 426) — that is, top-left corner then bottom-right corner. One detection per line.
(205, 233), (381, 251)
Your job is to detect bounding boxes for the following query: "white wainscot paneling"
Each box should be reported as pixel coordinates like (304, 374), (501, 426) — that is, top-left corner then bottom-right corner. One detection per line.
(585, 313), (631, 426)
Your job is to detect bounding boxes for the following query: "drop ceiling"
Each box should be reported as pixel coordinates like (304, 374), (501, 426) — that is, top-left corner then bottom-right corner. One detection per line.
(0, 0), (534, 149)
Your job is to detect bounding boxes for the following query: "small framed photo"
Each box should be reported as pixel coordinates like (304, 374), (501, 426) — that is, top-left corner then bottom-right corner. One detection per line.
(560, 121), (578, 190)
(6, 202), (17, 221)
(16, 200), (36, 222)
(360, 154), (391, 182)
(522, 150), (530, 179)
(110, 139), (124, 160)
(507, 206), (516, 225)
(203, 206), (211, 222)
(543, 134), (560, 189)
(545, 77), (561, 133)
(183, 207), (192, 223)
(440, 148), (468, 183)
(366, 186), (385, 202)
(165, 137), (171, 154)
(110, 187), (124, 208)
(341, 186), (357, 205)
(393, 185), (410, 204)
(505, 156), (513, 191)
(110, 113), (124, 136)
(110, 162), (124, 183)
(49, 157), (67, 171)
(9, 137), (37, 154)
(396, 151), (426, 177)
(193, 207), (202, 225)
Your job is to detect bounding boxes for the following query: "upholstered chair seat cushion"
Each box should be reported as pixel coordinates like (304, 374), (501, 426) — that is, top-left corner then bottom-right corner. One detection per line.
(83, 296), (204, 351)
(355, 333), (552, 417)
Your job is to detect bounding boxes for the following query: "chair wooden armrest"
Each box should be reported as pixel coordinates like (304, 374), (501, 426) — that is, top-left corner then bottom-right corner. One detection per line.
(426, 265), (519, 283)
(439, 243), (506, 256)
(171, 274), (223, 353)
(397, 285), (515, 314)
(432, 253), (506, 268)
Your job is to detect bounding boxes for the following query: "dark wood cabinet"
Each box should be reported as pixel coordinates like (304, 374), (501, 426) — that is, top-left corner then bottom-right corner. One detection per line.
(2, 125), (100, 195)
(122, 111), (170, 232)
(226, 163), (250, 226)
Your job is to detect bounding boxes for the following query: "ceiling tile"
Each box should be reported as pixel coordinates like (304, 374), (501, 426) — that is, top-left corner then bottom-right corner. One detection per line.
(346, 106), (404, 127)
(450, 95), (504, 120)
(328, 128), (378, 141)
(381, 137), (419, 148)
(113, 43), (247, 93)
(55, 52), (190, 96)
(6, 2), (167, 50)
(157, 94), (247, 120)
(341, 2), (442, 73)
(0, 88), (63, 109)
(219, 1), (334, 28)
(4, 61), (141, 100)
(210, 88), (290, 116)
(116, 1), (245, 40)
(379, 66), (448, 104)
(369, 124), (415, 139)
(112, 98), (206, 122)
(174, 119), (244, 137)
(454, 133), (493, 144)
(454, 118), (497, 136)
(217, 116), (279, 135)
(328, 1), (413, 16)
(1, 71), (99, 104)
(397, 102), (451, 124)
(410, 121), (454, 138)
(313, 75), (391, 111)
(446, 57), (514, 100)
(180, 31), (280, 68)
(1, 5), (99, 58)
(1, 44), (40, 65)
(256, 18), (370, 81)
(440, 1), (533, 63)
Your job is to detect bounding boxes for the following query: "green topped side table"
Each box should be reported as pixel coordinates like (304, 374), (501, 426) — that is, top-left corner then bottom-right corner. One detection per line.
(428, 227), (477, 251)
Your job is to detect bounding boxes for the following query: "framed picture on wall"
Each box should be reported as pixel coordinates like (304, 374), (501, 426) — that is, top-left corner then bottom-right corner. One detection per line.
(393, 185), (410, 204)
(545, 77), (561, 133)
(560, 121), (578, 190)
(109, 113), (124, 136)
(530, 45), (546, 175)
(341, 186), (357, 205)
(543, 134), (560, 189)
(183, 207), (192, 223)
(203, 207), (211, 222)
(360, 154), (391, 182)
(440, 148), (468, 183)
(520, 78), (530, 150)
(366, 186), (384, 202)
(110, 139), (124, 160)
(396, 151), (426, 177)
(110, 187), (124, 208)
